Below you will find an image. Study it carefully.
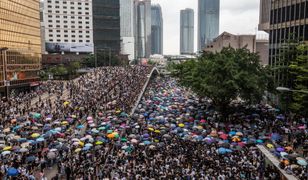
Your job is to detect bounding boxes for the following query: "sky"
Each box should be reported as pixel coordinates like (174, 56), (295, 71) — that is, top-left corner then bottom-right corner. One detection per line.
(152, 0), (266, 55)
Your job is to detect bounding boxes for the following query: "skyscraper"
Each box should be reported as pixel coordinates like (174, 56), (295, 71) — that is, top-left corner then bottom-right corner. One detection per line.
(93, 0), (121, 54)
(198, 0), (220, 51)
(151, 4), (163, 55)
(120, 0), (135, 60)
(180, 8), (194, 55)
(259, 0), (308, 87)
(134, 0), (151, 58)
(0, 0), (41, 93)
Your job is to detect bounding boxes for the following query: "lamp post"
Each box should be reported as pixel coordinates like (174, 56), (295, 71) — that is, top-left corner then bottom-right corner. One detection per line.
(276, 87), (308, 94)
(276, 87), (308, 113)
(0, 47), (9, 100)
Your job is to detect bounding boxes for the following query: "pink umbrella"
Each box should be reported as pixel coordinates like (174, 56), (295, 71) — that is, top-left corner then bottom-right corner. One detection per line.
(298, 126), (306, 129)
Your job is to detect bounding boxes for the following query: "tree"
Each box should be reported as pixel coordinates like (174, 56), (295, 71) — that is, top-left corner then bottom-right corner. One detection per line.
(289, 44), (308, 116)
(170, 47), (273, 119)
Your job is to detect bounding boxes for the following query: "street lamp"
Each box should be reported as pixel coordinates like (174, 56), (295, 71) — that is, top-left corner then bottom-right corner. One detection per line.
(0, 47), (9, 100)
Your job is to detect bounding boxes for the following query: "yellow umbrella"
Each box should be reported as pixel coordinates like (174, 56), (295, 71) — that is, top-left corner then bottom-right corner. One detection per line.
(178, 123), (185, 128)
(267, 144), (274, 149)
(61, 121), (68, 125)
(78, 141), (84, 147)
(31, 133), (40, 138)
(115, 110), (121, 114)
(154, 139), (159, 143)
(3, 146), (12, 151)
(75, 148), (81, 153)
(71, 115), (77, 118)
(63, 101), (70, 105)
(197, 126), (203, 130)
(95, 141), (103, 145)
(148, 128), (154, 131)
(154, 130), (161, 133)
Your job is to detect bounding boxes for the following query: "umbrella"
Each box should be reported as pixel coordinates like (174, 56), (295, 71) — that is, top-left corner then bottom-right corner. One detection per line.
(82, 146), (91, 151)
(1, 151), (11, 155)
(266, 144), (274, 149)
(178, 123), (184, 128)
(276, 147), (285, 152)
(280, 152), (288, 157)
(95, 141), (103, 145)
(77, 125), (84, 129)
(297, 159), (307, 166)
(85, 143), (93, 147)
(19, 148), (28, 153)
(36, 137), (45, 142)
(30, 133), (40, 138)
(232, 136), (241, 142)
(143, 140), (151, 145)
(236, 132), (243, 136)
(271, 133), (281, 141)
(131, 139), (138, 144)
(256, 139), (263, 144)
(149, 145), (156, 150)
(47, 152), (56, 159)
(7, 167), (19, 176)
(107, 134), (115, 139)
(26, 156), (36, 162)
(75, 148), (81, 153)
(219, 134), (228, 140)
(3, 146), (12, 151)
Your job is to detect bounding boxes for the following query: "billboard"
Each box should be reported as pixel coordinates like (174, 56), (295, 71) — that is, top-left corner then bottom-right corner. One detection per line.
(46, 43), (94, 53)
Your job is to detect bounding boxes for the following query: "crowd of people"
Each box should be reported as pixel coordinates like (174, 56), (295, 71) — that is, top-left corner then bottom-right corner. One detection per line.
(0, 66), (307, 179)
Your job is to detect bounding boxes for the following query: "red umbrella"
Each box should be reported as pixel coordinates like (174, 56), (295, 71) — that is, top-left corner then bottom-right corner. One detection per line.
(219, 134), (228, 140)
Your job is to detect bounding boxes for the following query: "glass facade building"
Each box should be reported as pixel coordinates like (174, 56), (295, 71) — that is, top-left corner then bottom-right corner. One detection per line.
(120, 0), (135, 60)
(269, 0), (308, 87)
(0, 0), (41, 92)
(198, 0), (220, 51)
(93, 0), (121, 54)
(180, 8), (194, 55)
(151, 4), (163, 55)
(134, 0), (151, 58)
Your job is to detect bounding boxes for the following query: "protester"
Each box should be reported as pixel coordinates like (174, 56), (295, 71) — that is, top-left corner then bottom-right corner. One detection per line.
(0, 67), (306, 179)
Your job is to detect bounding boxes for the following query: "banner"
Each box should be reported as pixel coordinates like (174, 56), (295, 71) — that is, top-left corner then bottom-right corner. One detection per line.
(46, 43), (94, 53)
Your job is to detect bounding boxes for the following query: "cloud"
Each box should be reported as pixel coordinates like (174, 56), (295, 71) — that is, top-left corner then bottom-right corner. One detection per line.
(153, 0), (261, 54)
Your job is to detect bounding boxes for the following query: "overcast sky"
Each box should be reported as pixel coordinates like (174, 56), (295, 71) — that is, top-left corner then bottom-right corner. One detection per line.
(152, 0), (265, 55)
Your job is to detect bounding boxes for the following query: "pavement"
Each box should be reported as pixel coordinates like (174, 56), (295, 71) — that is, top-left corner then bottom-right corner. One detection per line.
(257, 145), (298, 180)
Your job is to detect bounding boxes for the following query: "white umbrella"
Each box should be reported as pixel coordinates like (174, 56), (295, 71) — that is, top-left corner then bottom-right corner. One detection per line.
(1, 151), (11, 155)
(47, 152), (56, 159)
(19, 148), (29, 153)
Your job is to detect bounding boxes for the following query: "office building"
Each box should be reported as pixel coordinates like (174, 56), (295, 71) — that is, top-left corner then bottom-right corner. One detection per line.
(198, 0), (220, 51)
(151, 4), (163, 55)
(204, 32), (256, 53)
(120, 0), (135, 60)
(260, 0), (308, 87)
(0, 0), (41, 94)
(43, 0), (94, 54)
(204, 31), (269, 66)
(134, 0), (151, 58)
(180, 8), (194, 55)
(259, 0), (270, 32)
(93, 0), (121, 54)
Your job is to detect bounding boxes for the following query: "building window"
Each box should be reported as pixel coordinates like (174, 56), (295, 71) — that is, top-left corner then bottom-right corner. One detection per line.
(79, 40), (83, 42)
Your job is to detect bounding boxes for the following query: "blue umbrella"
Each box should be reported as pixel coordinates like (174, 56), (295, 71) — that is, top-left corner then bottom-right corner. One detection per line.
(218, 147), (227, 154)
(26, 156), (36, 163)
(271, 133), (281, 141)
(82, 146), (91, 151)
(36, 137), (45, 142)
(256, 139), (263, 144)
(7, 168), (19, 176)
(297, 159), (307, 166)
(76, 125), (84, 129)
(229, 131), (236, 136)
(143, 140), (151, 145)
(18, 138), (27, 142)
